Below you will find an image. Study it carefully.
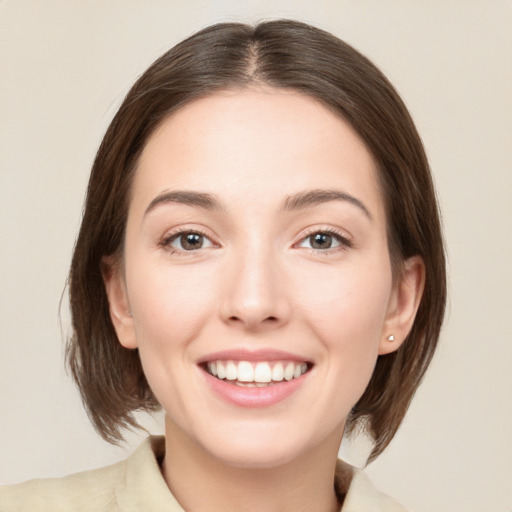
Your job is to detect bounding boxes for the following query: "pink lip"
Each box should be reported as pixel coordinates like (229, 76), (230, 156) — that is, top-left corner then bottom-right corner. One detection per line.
(197, 348), (310, 364)
(202, 369), (309, 408)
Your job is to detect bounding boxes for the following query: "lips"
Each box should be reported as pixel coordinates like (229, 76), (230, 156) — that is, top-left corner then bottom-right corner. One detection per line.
(198, 350), (312, 407)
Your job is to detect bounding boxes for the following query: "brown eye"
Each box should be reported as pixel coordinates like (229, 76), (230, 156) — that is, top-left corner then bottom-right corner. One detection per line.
(181, 233), (203, 250)
(310, 233), (334, 249)
(298, 231), (349, 251)
(167, 232), (213, 251)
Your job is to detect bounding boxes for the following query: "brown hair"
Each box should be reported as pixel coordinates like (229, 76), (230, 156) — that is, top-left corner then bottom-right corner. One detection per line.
(67, 19), (446, 462)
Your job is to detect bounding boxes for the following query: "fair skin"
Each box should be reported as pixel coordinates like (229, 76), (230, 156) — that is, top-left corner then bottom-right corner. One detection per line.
(104, 88), (424, 512)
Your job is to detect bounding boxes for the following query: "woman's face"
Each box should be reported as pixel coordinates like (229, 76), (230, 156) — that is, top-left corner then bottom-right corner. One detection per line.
(106, 88), (412, 468)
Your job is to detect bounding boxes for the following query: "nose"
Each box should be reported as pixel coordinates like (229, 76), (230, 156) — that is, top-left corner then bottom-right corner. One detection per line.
(219, 244), (291, 331)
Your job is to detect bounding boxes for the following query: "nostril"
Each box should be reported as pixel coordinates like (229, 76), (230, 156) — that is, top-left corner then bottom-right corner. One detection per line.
(227, 315), (280, 325)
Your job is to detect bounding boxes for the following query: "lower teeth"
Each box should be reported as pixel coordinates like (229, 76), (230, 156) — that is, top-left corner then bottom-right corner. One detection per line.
(232, 381), (275, 387)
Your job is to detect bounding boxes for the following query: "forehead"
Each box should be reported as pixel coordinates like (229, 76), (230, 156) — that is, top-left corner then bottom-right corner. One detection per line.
(132, 88), (385, 220)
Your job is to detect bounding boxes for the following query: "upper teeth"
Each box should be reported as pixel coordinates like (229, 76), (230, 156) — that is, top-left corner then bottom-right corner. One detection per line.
(207, 360), (308, 383)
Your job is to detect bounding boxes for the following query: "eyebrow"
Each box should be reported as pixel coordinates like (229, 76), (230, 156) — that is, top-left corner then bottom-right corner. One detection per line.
(144, 188), (371, 220)
(145, 190), (221, 216)
(282, 189), (372, 220)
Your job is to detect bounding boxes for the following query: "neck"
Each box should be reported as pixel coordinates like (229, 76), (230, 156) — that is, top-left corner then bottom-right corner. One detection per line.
(161, 418), (347, 512)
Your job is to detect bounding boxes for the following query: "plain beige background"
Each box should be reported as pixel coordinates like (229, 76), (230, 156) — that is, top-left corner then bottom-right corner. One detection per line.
(1, 1), (511, 511)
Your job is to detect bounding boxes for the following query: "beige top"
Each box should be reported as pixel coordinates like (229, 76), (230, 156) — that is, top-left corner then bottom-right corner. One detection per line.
(0, 436), (408, 511)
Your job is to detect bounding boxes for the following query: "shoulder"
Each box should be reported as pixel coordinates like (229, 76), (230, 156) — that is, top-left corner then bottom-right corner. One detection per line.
(0, 436), (178, 512)
(0, 455), (127, 512)
(338, 461), (410, 512)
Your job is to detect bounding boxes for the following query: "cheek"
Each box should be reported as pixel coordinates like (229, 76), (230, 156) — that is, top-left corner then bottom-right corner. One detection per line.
(127, 259), (218, 350)
(296, 258), (392, 369)
(124, 260), (220, 415)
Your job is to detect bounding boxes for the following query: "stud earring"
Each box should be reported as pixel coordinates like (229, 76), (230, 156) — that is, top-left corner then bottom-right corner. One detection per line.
(387, 335), (395, 341)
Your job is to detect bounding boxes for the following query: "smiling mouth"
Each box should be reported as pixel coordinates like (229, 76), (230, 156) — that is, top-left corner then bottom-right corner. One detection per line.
(202, 360), (311, 387)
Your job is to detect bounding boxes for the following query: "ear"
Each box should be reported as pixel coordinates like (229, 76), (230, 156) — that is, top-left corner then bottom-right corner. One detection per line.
(379, 256), (425, 355)
(101, 256), (138, 349)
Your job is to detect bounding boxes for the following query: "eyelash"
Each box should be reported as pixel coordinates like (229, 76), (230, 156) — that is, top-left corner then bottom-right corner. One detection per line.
(159, 227), (353, 255)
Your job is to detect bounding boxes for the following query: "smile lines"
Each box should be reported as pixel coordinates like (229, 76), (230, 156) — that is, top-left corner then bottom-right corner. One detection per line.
(204, 360), (309, 387)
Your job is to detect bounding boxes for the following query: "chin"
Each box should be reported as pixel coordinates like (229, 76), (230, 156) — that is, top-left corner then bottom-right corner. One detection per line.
(195, 422), (322, 470)
(210, 441), (303, 470)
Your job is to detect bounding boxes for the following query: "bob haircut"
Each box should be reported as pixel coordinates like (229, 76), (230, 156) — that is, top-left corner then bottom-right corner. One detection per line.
(67, 19), (446, 462)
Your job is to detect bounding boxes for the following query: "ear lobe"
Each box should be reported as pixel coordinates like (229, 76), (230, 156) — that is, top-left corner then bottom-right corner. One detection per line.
(101, 256), (138, 349)
(379, 255), (425, 355)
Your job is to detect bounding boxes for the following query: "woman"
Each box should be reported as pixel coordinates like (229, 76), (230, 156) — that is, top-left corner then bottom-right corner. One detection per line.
(0, 19), (446, 511)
